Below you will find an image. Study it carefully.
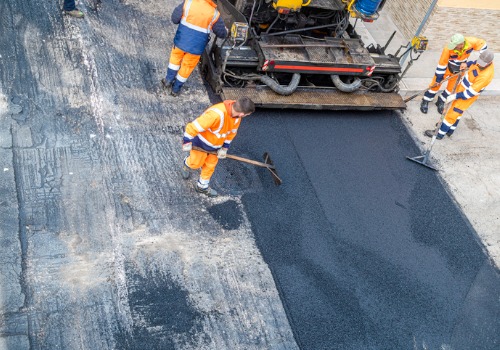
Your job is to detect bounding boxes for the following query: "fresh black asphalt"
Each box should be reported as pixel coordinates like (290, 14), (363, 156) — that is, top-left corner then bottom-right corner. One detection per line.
(225, 109), (500, 350)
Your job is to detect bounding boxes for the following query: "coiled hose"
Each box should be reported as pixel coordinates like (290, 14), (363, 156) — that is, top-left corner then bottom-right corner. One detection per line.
(330, 74), (362, 92)
(260, 73), (301, 96)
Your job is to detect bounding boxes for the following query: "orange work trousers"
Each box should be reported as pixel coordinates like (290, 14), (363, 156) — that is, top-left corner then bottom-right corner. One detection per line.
(428, 69), (460, 95)
(438, 96), (477, 138)
(185, 149), (219, 183)
(169, 46), (201, 83)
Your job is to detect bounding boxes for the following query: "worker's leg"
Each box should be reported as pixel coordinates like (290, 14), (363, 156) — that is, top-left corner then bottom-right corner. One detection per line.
(421, 70), (452, 113)
(446, 116), (462, 137)
(443, 98), (476, 137)
(185, 149), (208, 170)
(198, 154), (219, 189)
(423, 70), (452, 102)
(438, 106), (461, 139)
(171, 53), (201, 94)
(165, 46), (185, 84)
(63, 0), (76, 11)
(438, 74), (460, 103)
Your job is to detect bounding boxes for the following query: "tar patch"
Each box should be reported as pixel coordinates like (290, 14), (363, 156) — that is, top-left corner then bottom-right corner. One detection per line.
(207, 200), (243, 230)
(211, 157), (263, 195)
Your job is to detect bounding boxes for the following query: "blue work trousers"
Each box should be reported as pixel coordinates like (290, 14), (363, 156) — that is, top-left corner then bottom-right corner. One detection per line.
(63, 0), (76, 11)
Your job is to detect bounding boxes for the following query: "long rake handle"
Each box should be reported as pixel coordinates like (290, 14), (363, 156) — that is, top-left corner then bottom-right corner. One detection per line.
(427, 70), (465, 150)
(226, 154), (275, 169)
(192, 146), (275, 169)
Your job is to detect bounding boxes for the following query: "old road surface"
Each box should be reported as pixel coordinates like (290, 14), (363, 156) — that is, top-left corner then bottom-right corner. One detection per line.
(1, 1), (499, 349)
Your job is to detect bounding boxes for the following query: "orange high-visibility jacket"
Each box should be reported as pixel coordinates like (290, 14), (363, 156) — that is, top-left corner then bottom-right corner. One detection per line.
(183, 101), (241, 151)
(455, 62), (494, 101)
(174, 0), (220, 55)
(434, 37), (487, 81)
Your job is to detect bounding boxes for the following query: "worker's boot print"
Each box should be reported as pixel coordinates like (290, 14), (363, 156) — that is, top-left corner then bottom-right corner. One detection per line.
(420, 99), (429, 114)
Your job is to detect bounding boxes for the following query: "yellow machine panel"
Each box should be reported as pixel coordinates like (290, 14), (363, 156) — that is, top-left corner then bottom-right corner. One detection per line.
(411, 36), (428, 52)
(273, 0), (304, 12)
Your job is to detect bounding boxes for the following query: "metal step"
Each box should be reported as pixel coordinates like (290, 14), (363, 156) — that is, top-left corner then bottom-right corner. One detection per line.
(221, 86), (406, 111)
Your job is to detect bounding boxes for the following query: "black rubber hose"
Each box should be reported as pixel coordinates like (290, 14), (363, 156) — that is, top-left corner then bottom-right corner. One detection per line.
(330, 74), (362, 92)
(260, 73), (301, 96)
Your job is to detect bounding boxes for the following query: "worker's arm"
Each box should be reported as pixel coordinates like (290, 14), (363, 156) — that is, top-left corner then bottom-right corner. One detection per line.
(447, 69), (494, 103)
(171, 3), (183, 24)
(183, 110), (219, 144)
(222, 124), (240, 149)
(456, 73), (493, 100)
(212, 16), (228, 38)
(470, 37), (488, 53)
(434, 48), (451, 83)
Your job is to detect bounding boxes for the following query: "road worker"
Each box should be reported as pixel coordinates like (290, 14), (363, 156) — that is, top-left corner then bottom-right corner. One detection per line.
(162, 0), (228, 97)
(424, 50), (494, 139)
(181, 97), (255, 197)
(420, 33), (488, 114)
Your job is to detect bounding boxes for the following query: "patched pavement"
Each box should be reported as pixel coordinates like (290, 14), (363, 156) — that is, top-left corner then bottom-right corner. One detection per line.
(0, 1), (499, 349)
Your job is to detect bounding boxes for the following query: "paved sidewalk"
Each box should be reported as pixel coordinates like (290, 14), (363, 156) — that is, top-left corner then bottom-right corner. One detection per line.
(356, 12), (500, 269)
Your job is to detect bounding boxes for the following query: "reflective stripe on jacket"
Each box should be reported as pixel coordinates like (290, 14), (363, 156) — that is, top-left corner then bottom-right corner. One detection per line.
(434, 37), (487, 80)
(174, 0), (220, 55)
(456, 62), (494, 100)
(183, 101), (241, 152)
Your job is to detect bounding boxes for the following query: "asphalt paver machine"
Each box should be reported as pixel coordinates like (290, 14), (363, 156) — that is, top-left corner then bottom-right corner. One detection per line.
(201, 0), (409, 110)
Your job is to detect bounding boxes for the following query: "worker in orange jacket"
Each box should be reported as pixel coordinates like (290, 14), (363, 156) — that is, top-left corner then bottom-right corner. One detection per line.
(420, 33), (487, 114)
(162, 0), (228, 97)
(425, 50), (494, 139)
(181, 97), (255, 197)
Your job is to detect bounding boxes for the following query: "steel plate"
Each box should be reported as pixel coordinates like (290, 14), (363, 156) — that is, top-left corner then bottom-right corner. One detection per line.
(221, 86), (406, 111)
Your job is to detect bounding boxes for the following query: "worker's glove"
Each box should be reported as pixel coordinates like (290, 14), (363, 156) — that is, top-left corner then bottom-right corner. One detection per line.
(460, 62), (468, 71)
(217, 148), (228, 159)
(182, 142), (192, 152)
(445, 94), (457, 104)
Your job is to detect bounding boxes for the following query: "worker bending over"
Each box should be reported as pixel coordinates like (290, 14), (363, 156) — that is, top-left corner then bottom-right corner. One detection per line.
(181, 97), (255, 197)
(425, 50), (494, 139)
(162, 0), (228, 97)
(421, 33), (487, 114)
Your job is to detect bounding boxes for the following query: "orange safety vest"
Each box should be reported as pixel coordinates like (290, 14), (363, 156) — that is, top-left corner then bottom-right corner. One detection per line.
(174, 0), (220, 55)
(434, 37), (487, 78)
(184, 101), (241, 151)
(456, 62), (494, 101)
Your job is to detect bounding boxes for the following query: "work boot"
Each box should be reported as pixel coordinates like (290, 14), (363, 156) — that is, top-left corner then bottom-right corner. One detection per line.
(170, 89), (180, 97)
(161, 78), (172, 89)
(420, 99), (429, 114)
(195, 185), (218, 197)
(181, 165), (191, 180)
(436, 98), (445, 114)
(64, 9), (85, 18)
